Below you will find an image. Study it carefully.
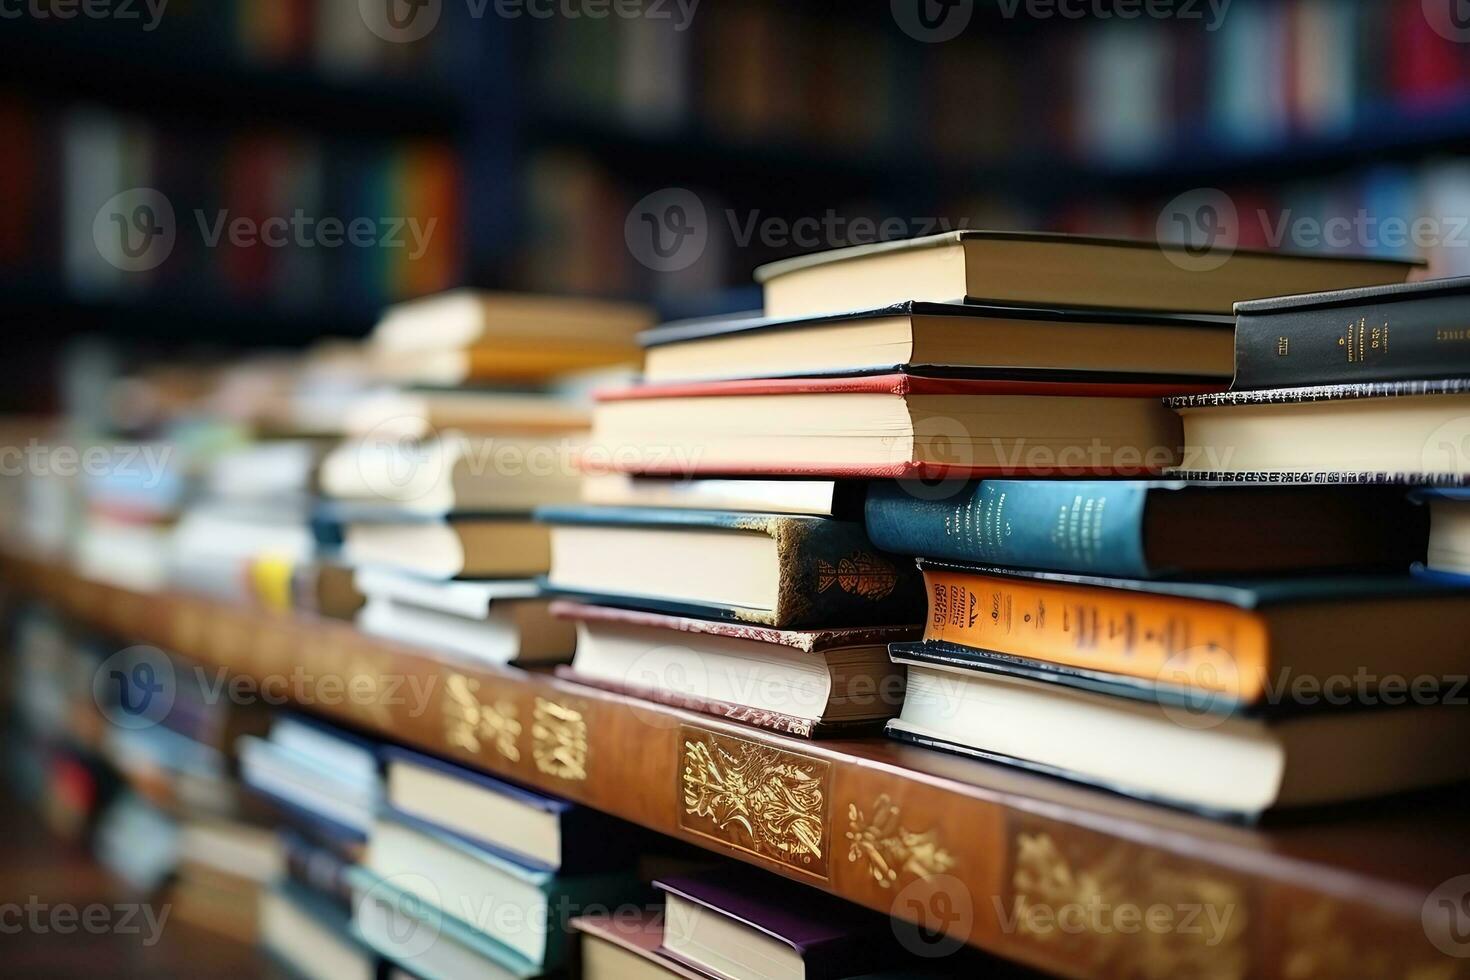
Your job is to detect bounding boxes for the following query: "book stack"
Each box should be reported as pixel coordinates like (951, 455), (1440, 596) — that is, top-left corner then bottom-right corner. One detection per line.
(318, 289), (652, 669)
(544, 231), (1415, 744)
(851, 261), (1470, 819)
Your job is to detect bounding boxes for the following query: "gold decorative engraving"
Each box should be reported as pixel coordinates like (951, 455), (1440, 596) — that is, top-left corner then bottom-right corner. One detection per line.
(1280, 900), (1464, 980)
(531, 697), (587, 781)
(845, 794), (954, 887)
(1007, 829), (1248, 979)
(443, 673), (521, 761)
(341, 650), (393, 728)
(816, 551), (898, 600)
(678, 726), (830, 877)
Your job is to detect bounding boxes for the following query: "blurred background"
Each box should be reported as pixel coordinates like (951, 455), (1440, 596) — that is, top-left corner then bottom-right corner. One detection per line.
(5, 0), (1470, 404)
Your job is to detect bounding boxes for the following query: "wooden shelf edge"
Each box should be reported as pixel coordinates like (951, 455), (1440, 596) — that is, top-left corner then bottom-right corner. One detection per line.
(3, 553), (1466, 979)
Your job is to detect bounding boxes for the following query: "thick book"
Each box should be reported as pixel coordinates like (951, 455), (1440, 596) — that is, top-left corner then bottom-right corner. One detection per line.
(574, 910), (708, 980)
(752, 230), (1417, 318)
(538, 505), (925, 629)
(552, 601), (914, 738)
(639, 301), (1235, 384)
(262, 882), (379, 980)
(1234, 276), (1470, 390)
(658, 867), (897, 980)
(24, 558), (1470, 978)
(589, 374), (1207, 478)
(864, 479), (1426, 578)
(341, 512), (550, 580)
(905, 560), (1470, 708)
(887, 652), (1470, 818)
(383, 747), (633, 873)
(1169, 378), (1470, 484)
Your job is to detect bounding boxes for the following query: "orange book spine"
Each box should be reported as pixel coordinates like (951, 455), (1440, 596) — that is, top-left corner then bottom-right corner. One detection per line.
(920, 568), (1270, 702)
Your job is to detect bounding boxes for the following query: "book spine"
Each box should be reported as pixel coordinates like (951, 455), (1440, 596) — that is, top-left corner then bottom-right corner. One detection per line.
(1234, 294), (1470, 389)
(918, 566), (1269, 702)
(865, 481), (1157, 578)
(6, 557), (1453, 980)
(769, 519), (926, 629)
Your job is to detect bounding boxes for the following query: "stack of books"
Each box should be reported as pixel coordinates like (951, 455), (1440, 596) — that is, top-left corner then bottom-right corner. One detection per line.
(318, 290), (651, 669)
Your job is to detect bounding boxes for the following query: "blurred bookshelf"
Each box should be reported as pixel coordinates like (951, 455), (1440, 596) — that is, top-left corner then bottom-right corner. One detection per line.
(7, 0), (1470, 355)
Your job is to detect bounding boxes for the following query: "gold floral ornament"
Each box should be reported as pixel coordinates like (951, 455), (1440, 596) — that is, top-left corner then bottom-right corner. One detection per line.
(679, 727), (828, 874)
(443, 673), (521, 761)
(532, 697), (588, 781)
(845, 794), (954, 888)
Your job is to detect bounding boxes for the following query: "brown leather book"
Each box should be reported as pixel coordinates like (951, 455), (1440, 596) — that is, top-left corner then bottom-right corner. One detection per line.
(9, 554), (1470, 980)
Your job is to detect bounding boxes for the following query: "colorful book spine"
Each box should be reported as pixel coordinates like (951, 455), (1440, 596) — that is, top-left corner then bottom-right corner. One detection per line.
(865, 480), (1159, 578)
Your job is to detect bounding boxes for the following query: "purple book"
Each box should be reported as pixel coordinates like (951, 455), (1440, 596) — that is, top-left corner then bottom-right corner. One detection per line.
(656, 867), (896, 980)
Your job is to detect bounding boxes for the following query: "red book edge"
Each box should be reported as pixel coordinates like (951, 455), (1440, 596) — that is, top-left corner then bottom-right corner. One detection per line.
(596, 373), (1225, 402)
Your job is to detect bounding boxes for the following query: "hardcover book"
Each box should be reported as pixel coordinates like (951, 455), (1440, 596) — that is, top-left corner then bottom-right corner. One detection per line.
(752, 230), (1417, 318)
(658, 867), (897, 980)
(538, 505), (925, 629)
(552, 601), (914, 737)
(1169, 378), (1470, 483)
(589, 374), (1206, 478)
(383, 747), (635, 873)
(864, 479), (1425, 578)
(639, 300), (1235, 384)
(887, 651), (1470, 818)
(1233, 276), (1470, 390)
(904, 559), (1470, 708)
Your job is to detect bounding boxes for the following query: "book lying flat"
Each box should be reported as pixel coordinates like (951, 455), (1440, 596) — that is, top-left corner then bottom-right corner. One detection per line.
(864, 479), (1426, 578)
(341, 513), (550, 580)
(574, 911), (706, 980)
(580, 473), (865, 518)
(753, 231), (1417, 318)
(658, 867), (897, 980)
(355, 569), (572, 666)
(639, 301), (1235, 384)
(906, 560), (1470, 707)
(589, 374), (1205, 478)
(383, 747), (634, 873)
(262, 882), (378, 980)
(553, 601), (914, 737)
(1170, 379), (1470, 483)
(888, 651), (1470, 819)
(1416, 488), (1470, 577)
(538, 505), (925, 629)
(1234, 276), (1470, 390)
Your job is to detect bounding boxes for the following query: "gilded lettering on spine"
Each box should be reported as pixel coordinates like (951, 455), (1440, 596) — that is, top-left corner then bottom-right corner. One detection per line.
(443, 673), (521, 761)
(532, 697), (588, 781)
